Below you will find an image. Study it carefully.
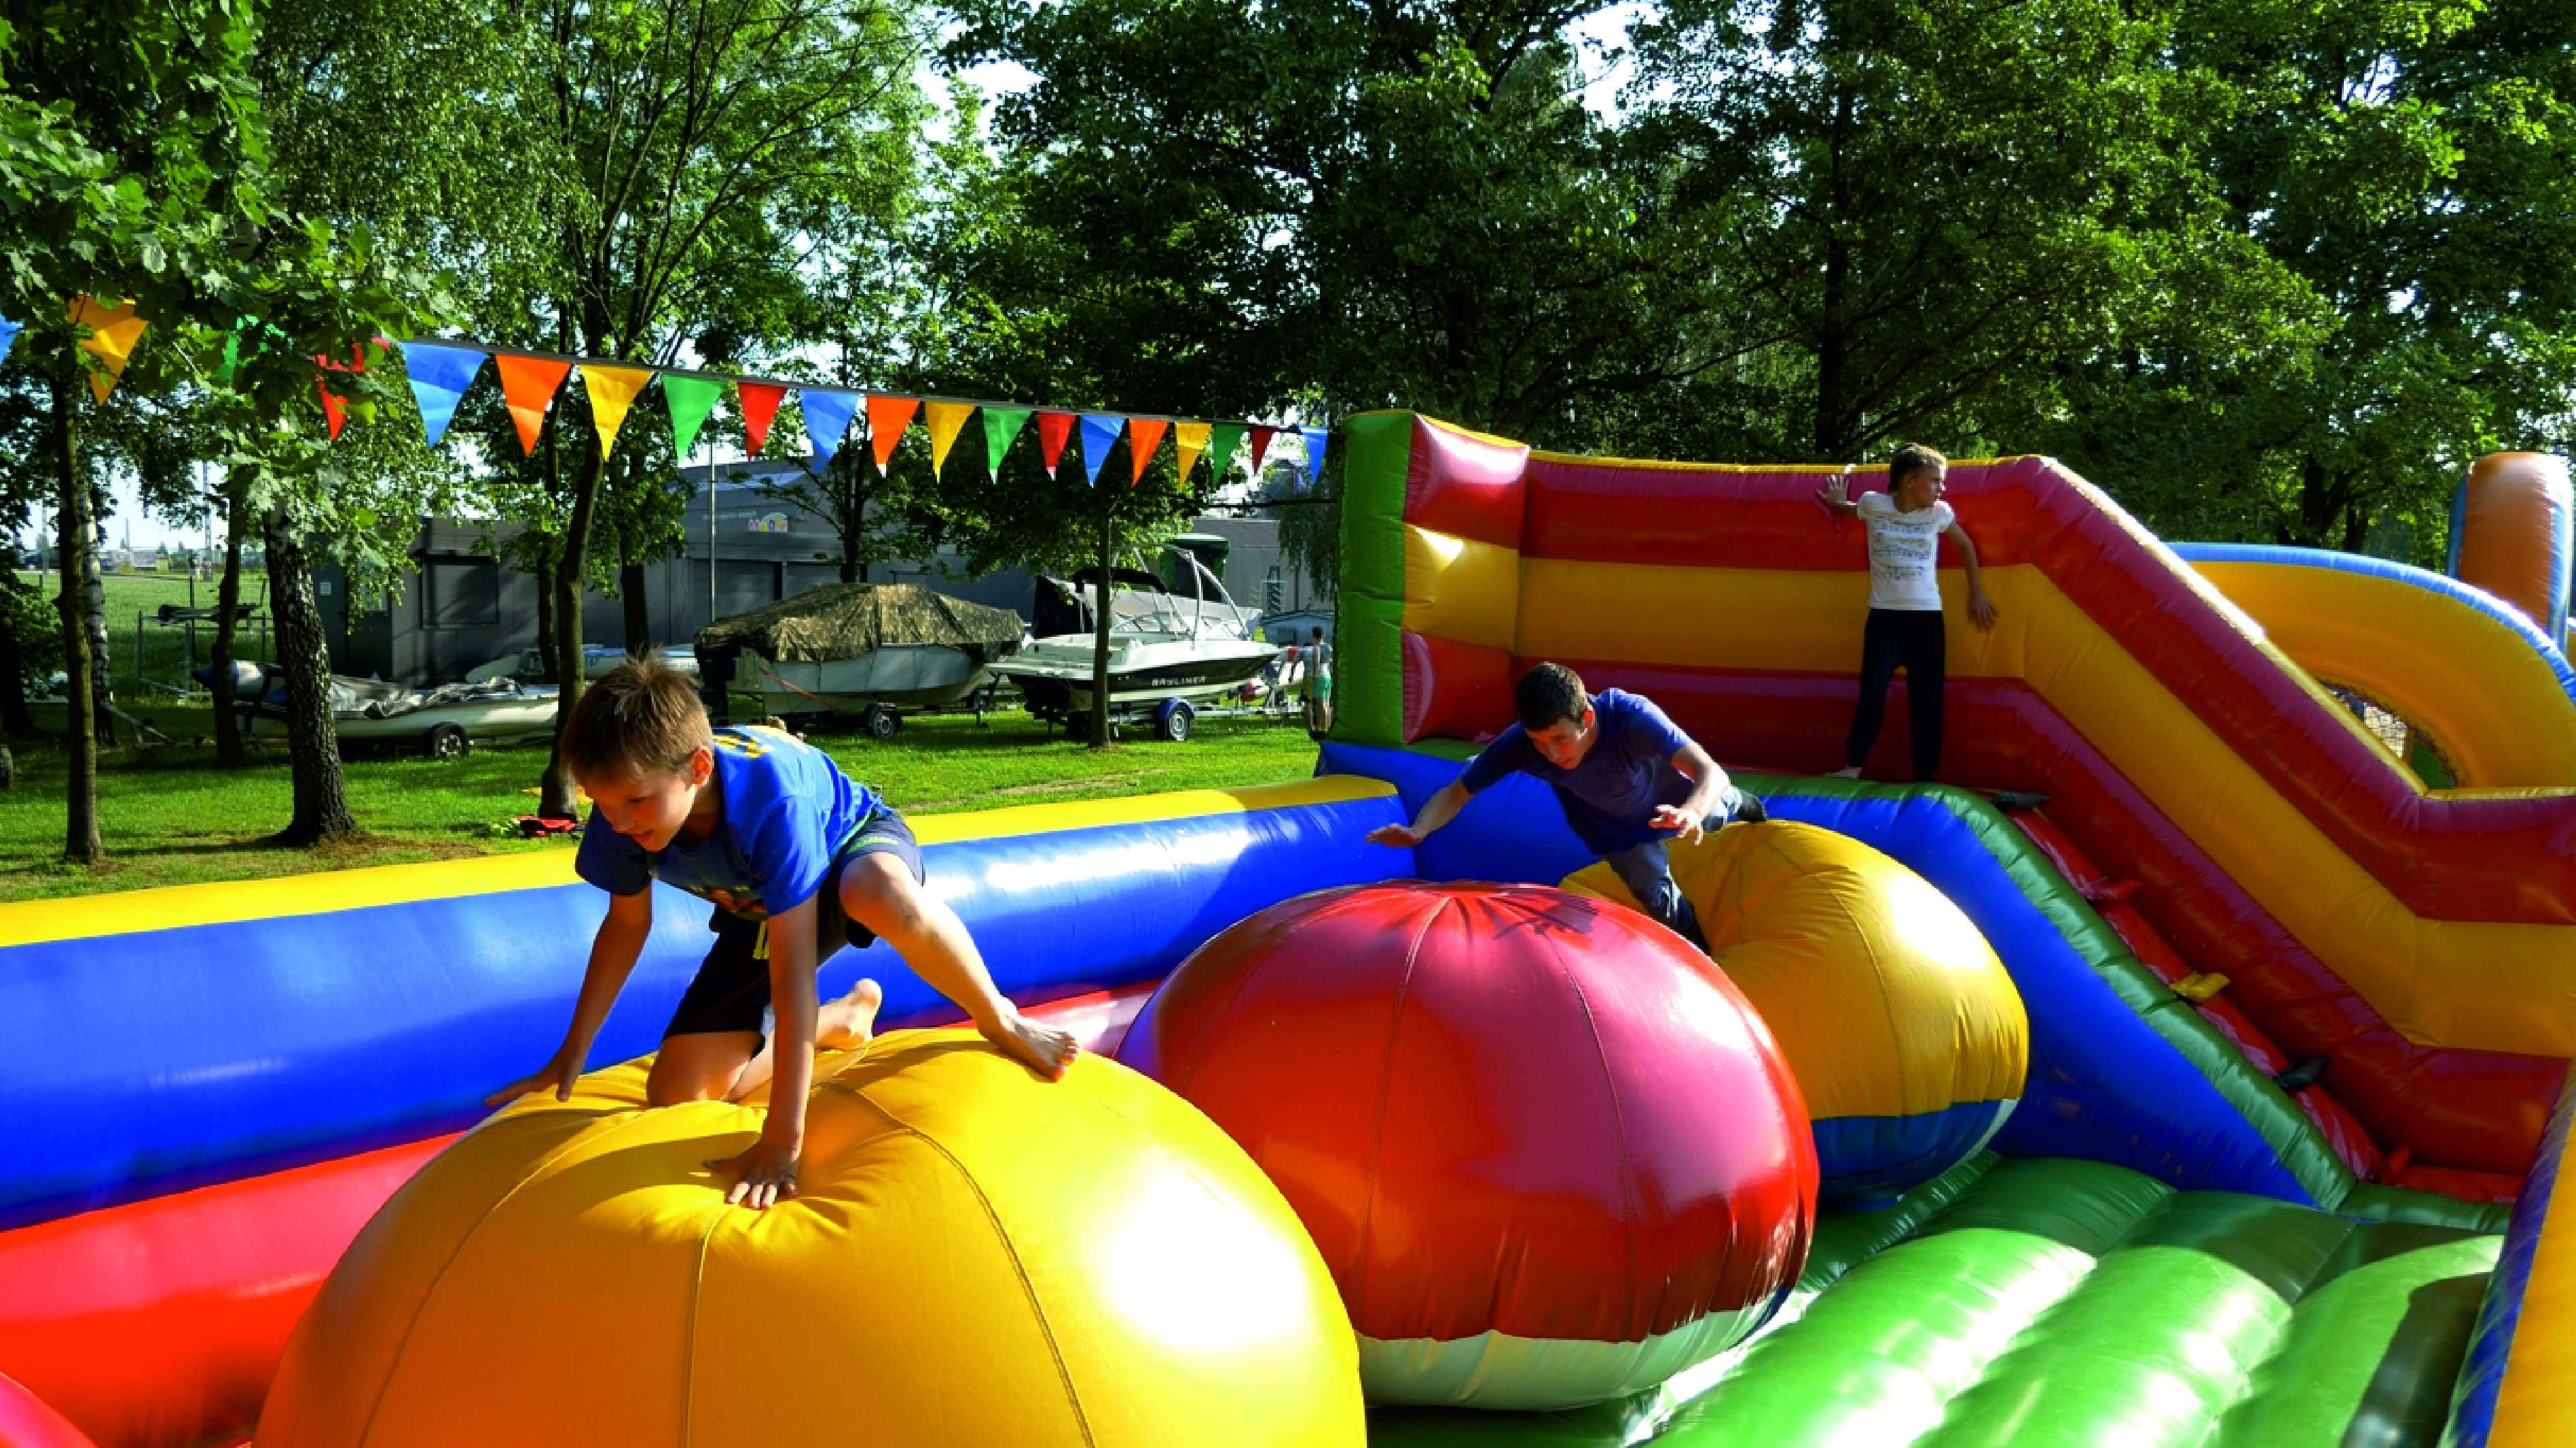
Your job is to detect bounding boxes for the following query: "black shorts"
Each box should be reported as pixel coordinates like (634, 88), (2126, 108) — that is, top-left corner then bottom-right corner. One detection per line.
(663, 807), (925, 1044)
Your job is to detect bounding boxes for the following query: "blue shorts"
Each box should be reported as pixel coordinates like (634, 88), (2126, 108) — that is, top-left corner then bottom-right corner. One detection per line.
(663, 807), (925, 1043)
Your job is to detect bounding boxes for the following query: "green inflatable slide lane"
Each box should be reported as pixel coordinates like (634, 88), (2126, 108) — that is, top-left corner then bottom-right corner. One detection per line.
(1369, 1154), (2499, 1448)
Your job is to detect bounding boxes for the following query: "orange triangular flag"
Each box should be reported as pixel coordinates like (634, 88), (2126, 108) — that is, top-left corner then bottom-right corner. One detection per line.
(494, 353), (574, 456)
(67, 297), (147, 403)
(580, 364), (656, 459)
(314, 344), (367, 441)
(866, 395), (920, 470)
(1126, 417), (1170, 487)
(1173, 421), (1212, 482)
(923, 401), (975, 477)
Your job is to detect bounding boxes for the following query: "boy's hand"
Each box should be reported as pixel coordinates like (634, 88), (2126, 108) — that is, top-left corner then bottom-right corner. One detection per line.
(707, 1135), (802, 1210)
(485, 1045), (582, 1107)
(1815, 476), (1850, 511)
(1968, 589), (1999, 630)
(1650, 804), (1706, 845)
(1367, 823), (1424, 847)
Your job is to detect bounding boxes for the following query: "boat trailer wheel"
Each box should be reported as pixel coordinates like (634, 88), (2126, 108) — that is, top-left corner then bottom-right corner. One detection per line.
(422, 723), (471, 761)
(1154, 698), (1194, 743)
(862, 703), (902, 741)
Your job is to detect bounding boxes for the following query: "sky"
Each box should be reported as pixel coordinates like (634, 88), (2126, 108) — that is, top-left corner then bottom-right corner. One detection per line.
(58, 5), (1652, 554)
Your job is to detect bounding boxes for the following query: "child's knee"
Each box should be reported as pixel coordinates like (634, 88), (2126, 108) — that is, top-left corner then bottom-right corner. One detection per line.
(839, 854), (927, 935)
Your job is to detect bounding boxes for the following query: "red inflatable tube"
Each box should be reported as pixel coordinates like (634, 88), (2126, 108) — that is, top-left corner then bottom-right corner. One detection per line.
(1551, 657), (2567, 1178)
(1401, 414), (1530, 549)
(0, 1370), (96, 1448)
(1517, 453), (2576, 925)
(1402, 630), (1515, 744)
(0, 1134), (454, 1448)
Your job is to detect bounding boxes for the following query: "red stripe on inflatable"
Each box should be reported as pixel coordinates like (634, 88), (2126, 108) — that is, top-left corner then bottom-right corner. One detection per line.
(0, 1371), (95, 1448)
(0, 1134), (452, 1448)
(1401, 416), (1530, 550)
(1547, 657), (2565, 1177)
(1515, 452), (2576, 922)
(1403, 630), (1514, 743)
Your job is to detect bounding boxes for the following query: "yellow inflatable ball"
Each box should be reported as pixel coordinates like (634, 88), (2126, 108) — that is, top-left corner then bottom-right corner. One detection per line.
(257, 1031), (1364, 1448)
(1566, 821), (2027, 1208)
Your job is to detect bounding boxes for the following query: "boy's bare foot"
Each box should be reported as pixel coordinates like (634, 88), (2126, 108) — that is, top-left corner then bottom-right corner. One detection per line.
(981, 1007), (1079, 1080)
(815, 979), (884, 1052)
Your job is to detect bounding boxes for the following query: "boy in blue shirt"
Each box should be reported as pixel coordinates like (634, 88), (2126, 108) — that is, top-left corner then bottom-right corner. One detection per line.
(1365, 662), (1763, 944)
(488, 658), (1075, 1210)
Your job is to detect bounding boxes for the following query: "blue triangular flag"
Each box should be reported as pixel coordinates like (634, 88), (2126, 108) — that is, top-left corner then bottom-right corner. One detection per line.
(396, 341), (488, 447)
(0, 316), (20, 373)
(1299, 426), (1329, 488)
(1080, 413), (1123, 488)
(804, 388), (861, 473)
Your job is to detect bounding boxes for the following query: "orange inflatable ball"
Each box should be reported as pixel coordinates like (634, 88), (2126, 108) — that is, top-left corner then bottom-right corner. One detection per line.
(257, 1031), (1364, 1448)
(1118, 882), (1818, 1411)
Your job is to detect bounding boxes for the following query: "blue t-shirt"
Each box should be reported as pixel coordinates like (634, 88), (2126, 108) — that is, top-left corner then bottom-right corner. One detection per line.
(574, 725), (877, 920)
(1460, 688), (1695, 853)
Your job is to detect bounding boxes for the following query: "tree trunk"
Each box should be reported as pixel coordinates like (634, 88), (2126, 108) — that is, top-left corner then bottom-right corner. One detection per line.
(532, 553), (555, 681)
(52, 360), (100, 864)
(539, 443), (609, 817)
(1091, 498), (1115, 749)
(620, 560), (650, 653)
(81, 485), (113, 749)
(210, 467), (252, 767)
(263, 504), (359, 846)
(0, 582), (31, 737)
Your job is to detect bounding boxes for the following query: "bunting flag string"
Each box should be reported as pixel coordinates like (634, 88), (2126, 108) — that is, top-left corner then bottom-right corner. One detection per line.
(1037, 411), (1075, 479)
(0, 316), (21, 374)
(1205, 422), (1246, 485)
(493, 353), (572, 456)
(984, 406), (1033, 476)
(1299, 425), (1331, 488)
(396, 341), (486, 447)
(803, 389), (862, 473)
(1173, 420), (1211, 483)
(1078, 414), (1122, 487)
(1246, 425), (1278, 479)
(582, 365), (657, 460)
(68, 297), (147, 404)
(314, 345), (369, 442)
(925, 401), (975, 477)
(738, 381), (787, 458)
(1127, 417), (1170, 487)
(866, 395), (920, 471)
(663, 373), (724, 460)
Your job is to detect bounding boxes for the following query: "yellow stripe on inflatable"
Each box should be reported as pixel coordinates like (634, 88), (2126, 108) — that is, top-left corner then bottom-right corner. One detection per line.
(1399, 525), (1520, 651)
(2491, 1122), (2576, 1446)
(2190, 559), (2576, 787)
(0, 777), (1397, 948)
(1518, 560), (2576, 1057)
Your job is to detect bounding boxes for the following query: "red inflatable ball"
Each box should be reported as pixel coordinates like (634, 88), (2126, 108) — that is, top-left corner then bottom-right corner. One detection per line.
(1118, 881), (1817, 1410)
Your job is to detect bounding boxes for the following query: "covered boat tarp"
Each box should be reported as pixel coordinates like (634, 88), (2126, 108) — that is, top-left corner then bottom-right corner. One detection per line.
(697, 582), (1024, 665)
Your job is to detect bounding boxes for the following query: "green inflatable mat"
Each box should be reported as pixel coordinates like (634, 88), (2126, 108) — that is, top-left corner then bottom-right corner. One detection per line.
(1369, 1154), (2499, 1448)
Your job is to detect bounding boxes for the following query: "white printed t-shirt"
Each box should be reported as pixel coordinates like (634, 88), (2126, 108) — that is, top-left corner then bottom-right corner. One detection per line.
(1856, 491), (1955, 611)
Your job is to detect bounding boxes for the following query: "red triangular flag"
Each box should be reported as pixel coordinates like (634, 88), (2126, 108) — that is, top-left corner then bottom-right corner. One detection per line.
(494, 353), (574, 456)
(1126, 417), (1170, 487)
(1036, 411), (1075, 479)
(314, 344), (367, 441)
(1247, 426), (1278, 478)
(738, 382), (786, 457)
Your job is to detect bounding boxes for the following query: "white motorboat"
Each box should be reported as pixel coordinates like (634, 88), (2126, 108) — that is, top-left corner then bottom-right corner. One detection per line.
(693, 582), (1025, 739)
(989, 546), (1281, 739)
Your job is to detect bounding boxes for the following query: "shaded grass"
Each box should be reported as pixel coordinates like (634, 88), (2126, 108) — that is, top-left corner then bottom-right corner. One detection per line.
(0, 703), (1321, 903)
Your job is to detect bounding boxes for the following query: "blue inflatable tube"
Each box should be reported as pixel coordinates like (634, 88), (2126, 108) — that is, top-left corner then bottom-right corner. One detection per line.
(1319, 741), (2319, 1204)
(0, 781), (1410, 1229)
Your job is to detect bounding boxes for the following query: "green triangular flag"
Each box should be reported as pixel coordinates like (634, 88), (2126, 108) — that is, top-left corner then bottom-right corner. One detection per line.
(1205, 422), (1248, 483)
(663, 373), (724, 460)
(982, 406), (1033, 476)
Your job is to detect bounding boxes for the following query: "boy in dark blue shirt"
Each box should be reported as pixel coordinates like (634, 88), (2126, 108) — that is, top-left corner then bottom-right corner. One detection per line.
(1366, 662), (1763, 943)
(488, 658), (1075, 1210)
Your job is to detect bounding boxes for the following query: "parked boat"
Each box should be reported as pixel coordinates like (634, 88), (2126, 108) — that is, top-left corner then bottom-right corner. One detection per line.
(214, 662), (558, 758)
(693, 582), (1025, 739)
(989, 545), (1281, 740)
(464, 643), (697, 684)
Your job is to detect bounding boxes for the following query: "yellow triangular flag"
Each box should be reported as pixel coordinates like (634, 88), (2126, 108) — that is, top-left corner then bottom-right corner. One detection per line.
(581, 364), (656, 459)
(67, 297), (148, 404)
(924, 401), (976, 477)
(1174, 421), (1212, 481)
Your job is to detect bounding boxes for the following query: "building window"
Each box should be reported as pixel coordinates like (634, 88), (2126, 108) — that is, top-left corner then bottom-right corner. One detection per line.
(425, 559), (502, 628)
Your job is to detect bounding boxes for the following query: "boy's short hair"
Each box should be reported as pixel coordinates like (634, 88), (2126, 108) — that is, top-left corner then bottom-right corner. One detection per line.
(1515, 662), (1589, 732)
(562, 656), (714, 781)
(1312, 627), (1325, 640)
(1890, 443), (1948, 486)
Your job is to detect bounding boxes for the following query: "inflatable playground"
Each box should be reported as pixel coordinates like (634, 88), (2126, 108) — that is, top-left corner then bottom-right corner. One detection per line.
(3, 411), (2574, 1447)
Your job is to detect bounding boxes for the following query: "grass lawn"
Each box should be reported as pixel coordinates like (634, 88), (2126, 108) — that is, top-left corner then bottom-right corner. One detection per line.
(0, 701), (1323, 904)
(14, 568), (278, 705)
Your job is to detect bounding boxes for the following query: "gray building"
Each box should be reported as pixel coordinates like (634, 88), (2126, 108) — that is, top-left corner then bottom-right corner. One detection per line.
(321, 462), (1329, 685)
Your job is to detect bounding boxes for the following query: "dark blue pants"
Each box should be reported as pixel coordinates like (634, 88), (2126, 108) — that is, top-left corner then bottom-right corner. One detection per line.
(1603, 787), (1765, 946)
(1845, 608), (1946, 781)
